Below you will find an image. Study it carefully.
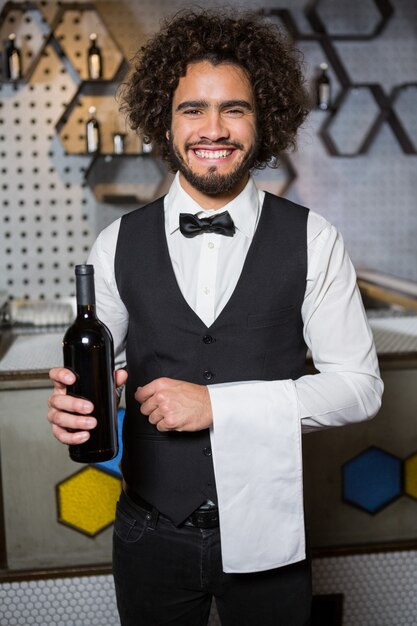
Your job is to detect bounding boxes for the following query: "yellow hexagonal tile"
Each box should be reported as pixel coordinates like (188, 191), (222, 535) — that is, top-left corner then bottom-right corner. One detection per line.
(57, 466), (121, 536)
(404, 453), (417, 500)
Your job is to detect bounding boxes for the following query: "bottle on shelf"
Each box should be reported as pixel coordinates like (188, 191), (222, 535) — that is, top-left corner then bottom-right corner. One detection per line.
(4, 33), (22, 81)
(87, 32), (103, 79)
(86, 105), (101, 154)
(113, 132), (126, 154)
(142, 138), (153, 154)
(316, 62), (331, 111)
(63, 264), (118, 463)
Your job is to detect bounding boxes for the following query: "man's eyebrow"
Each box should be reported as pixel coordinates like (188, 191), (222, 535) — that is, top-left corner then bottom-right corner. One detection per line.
(176, 100), (209, 112)
(175, 100), (254, 112)
(221, 100), (254, 111)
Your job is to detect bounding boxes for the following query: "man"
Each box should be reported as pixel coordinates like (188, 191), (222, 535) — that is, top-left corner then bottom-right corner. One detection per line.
(47, 10), (383, 626)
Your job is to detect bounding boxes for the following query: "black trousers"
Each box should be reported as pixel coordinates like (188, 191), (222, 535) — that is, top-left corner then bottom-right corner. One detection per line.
(113, 491), (312, 626)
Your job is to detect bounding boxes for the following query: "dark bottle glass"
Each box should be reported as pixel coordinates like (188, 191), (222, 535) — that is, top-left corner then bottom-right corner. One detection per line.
(87, 32), (103, 79)
(63, 264), (118, 463)
(4, 33), (22, 81)
(316, 62), (331, 111)
(86, 105), (100, 153)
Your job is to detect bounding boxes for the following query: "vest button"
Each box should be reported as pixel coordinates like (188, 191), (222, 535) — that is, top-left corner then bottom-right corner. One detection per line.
(203, 447), (212, 456)
(202, 335), (215, 344)
(203, 370), (214, 380)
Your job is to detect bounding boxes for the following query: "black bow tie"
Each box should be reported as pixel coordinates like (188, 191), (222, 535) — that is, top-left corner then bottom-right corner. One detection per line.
(179, 211), (235, 238)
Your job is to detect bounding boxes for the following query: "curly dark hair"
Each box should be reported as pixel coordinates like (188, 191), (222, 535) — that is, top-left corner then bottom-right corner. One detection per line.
(120, 9), (310, 170)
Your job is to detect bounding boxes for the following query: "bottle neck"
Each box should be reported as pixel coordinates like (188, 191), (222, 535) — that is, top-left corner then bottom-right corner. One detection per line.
(75, 271), (96, 310)
(76, 303), (97, 319)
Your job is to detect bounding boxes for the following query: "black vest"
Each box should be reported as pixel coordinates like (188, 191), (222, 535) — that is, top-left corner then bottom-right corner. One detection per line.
(115, 192), (308, 524)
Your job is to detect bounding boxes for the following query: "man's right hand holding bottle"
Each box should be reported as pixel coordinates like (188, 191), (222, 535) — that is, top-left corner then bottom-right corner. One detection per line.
(47, 367), (128, 445)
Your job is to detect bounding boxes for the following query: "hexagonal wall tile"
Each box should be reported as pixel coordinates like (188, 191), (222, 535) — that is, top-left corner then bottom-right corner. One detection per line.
(391, 83), (417, 154)
(342, 446), (402, 514)
(404, 452), (417, 501)
(51, 4), (124, 82)
(0, 1), (51, 83)
(320, 85), (382, 156)
(56, 85), (141, 156)
(57, 466), (121, 537)
(85, 153), (170, 205)
(305, 0), (394, 40)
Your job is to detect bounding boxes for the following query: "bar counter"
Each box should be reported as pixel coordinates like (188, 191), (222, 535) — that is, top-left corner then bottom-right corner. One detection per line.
(0, 329), (62, 390)
(0, 313), (416, 571)
(1, 313), (417, 390)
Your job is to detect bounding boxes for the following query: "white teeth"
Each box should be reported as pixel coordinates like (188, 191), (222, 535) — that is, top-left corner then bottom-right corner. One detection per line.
(194, 149), (232, 159)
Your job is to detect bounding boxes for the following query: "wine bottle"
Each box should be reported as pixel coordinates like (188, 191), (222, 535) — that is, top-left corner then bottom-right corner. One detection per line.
(86, 105), (100, 153)
(113, 132), (126, 154)
(87, 33), (103, 79)
(4, 33), (22, 81)
(316, 62), (331, 111)
(63, 264), (118, 463)
(142, 138), (153, 154)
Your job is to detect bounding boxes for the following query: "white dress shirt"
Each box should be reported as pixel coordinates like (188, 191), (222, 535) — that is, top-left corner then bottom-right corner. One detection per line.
(88, 172), (383, 573)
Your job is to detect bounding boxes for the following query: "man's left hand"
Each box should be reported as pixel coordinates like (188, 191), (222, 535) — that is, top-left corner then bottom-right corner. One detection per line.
(135, 378), (213, 432)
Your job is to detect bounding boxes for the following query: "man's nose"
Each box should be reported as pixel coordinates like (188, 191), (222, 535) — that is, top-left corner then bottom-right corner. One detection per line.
(199, 112), (230, 141)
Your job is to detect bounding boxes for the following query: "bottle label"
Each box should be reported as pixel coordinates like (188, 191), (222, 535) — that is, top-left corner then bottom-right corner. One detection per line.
(9, 51), (20, 80)
(113, 134), (124, 154)
(142, 141), (153, 154)
(318, 84), (330, 109)
(87, 125), (99, 152)
(89, 54), (101, 79)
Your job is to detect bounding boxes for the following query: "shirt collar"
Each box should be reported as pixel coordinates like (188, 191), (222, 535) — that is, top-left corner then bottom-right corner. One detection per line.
(166, 171), (260, 239)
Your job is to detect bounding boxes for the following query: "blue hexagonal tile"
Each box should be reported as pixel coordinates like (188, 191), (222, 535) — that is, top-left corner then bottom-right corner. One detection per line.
(343, 447), (402, 514)
(93, 407), (124, 478)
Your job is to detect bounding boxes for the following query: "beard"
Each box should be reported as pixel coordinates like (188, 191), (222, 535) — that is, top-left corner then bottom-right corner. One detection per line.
(167, 134), (259, 196)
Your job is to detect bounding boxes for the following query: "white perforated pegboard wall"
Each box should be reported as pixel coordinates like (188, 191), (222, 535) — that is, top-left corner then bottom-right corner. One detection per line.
(0, 0), (95, 301)
(0, 0), (416, 303)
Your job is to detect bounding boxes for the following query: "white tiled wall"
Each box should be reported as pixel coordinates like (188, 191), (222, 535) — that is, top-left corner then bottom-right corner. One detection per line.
(312, 551), (417, 626)
(1, 551), (416, 626)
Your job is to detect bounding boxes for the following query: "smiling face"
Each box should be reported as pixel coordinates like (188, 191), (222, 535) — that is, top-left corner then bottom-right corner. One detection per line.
(169, 60), (259, 209)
